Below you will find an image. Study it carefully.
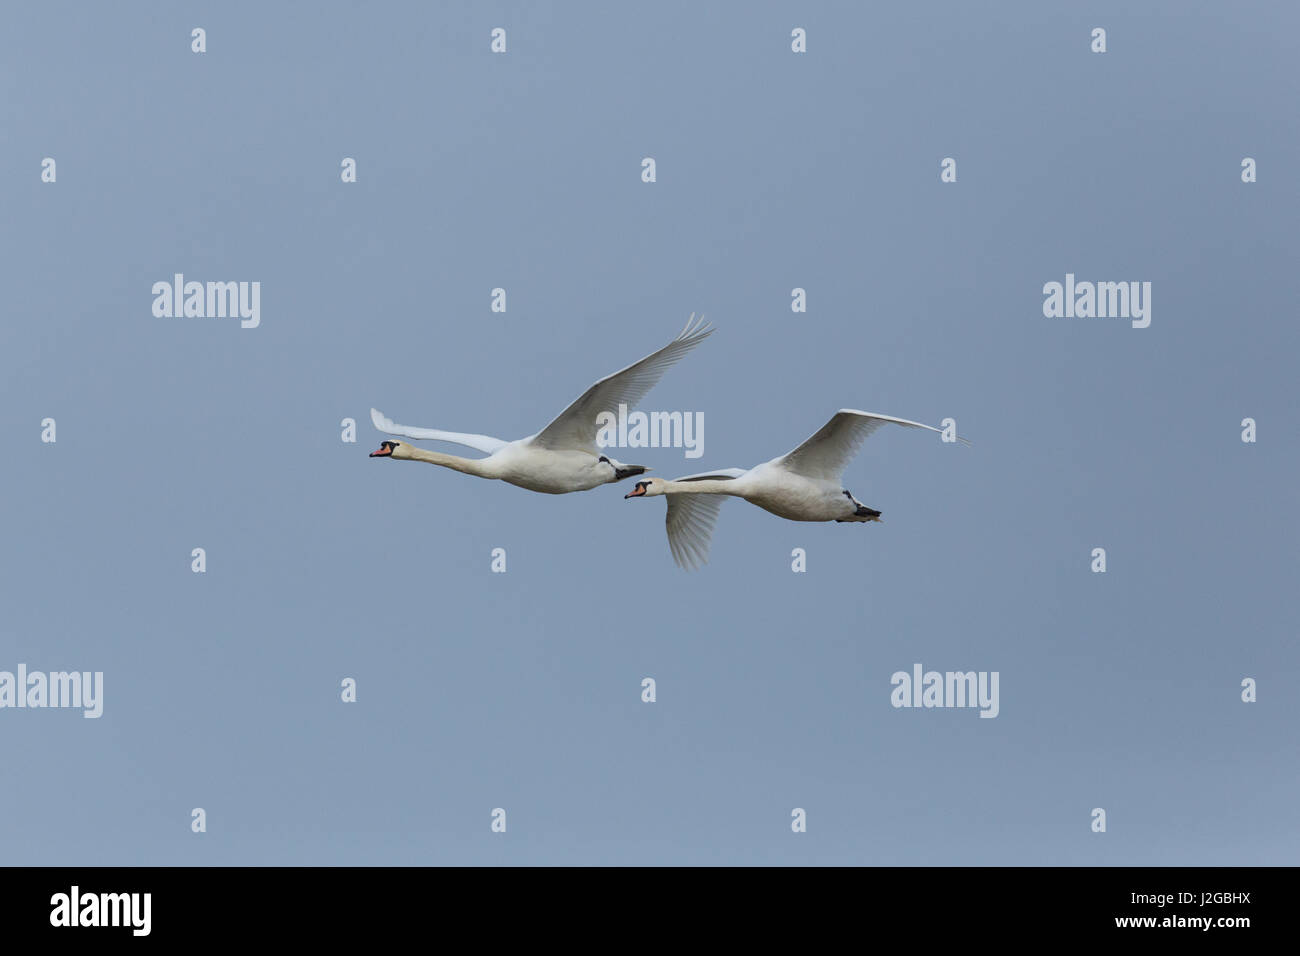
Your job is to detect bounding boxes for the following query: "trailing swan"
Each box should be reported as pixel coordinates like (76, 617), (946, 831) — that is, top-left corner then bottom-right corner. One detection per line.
(624, 410), (969, 568)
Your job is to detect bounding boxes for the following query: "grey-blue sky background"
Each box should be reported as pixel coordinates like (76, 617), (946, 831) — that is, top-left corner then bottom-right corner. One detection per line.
(2, 2), (1296, 864)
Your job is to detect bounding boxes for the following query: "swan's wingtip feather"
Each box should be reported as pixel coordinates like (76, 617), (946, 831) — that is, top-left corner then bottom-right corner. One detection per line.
(676, 312), (713, 342)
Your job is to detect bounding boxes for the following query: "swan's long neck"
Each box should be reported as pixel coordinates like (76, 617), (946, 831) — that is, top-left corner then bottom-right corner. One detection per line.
(404, 446), (494, 477)
(663, 479), (740, 496)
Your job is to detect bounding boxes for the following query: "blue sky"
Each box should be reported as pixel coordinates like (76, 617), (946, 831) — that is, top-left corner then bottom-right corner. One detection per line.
(1, 1), (1296, 864)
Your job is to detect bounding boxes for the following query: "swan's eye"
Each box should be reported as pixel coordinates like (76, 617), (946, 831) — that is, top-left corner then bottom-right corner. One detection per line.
(598, 456), (610, 464)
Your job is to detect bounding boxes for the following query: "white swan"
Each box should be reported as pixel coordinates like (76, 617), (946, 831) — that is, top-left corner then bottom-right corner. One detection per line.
(624, 410), (970, 569)
(369, 315), (713, 494)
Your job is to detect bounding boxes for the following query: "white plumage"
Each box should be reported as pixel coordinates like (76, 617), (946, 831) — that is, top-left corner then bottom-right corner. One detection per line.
(625, 410), (969, 569)
(369, 315), (713, 494)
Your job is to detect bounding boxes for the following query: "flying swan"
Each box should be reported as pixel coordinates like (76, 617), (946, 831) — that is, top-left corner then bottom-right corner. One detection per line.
(624, 410), (970, 569)
(369, 315), (713, 494)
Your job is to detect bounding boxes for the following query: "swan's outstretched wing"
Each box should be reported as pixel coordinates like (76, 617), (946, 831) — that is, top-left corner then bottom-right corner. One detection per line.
(666, 495), (725, 571)
(671, 469), (748, 482)
(776, 409), (969, 481)
(531, 315), (713, 453)
(370, 408), (508, 455)
(663, 469), (745, 570)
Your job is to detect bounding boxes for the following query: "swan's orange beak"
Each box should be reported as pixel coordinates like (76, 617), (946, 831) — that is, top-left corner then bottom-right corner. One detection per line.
(369, 442), (394, 458)
(624, 485), (646, 499)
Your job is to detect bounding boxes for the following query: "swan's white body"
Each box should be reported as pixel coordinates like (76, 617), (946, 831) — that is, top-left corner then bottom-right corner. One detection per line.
(370, 315), (713, 495)
(383, 440), (622, 495)
(626, 410), (970, 569)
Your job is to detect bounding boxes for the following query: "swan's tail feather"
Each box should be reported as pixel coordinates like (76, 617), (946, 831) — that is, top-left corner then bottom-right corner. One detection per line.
(838, 506), (882, 523)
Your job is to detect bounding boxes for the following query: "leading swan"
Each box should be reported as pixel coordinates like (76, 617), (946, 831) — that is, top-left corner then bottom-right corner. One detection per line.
(369, 314), (712, 494)
(624, 409), (969, 569)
